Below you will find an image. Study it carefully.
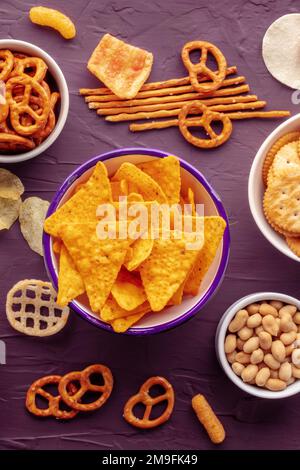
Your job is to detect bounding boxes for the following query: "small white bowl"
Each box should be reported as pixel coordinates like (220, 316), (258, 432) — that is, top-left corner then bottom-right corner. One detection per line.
(248, 113), (300, 262)
(216, 292), (300, 399)
(0, 39), (69, 164)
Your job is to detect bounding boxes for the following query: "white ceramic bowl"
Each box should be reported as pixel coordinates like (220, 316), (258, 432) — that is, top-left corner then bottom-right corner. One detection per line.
(0, 39), (69, 163)
(216, 292), (300, 399)
(248, 113), (300, 262)
(43, 148), (230, 335)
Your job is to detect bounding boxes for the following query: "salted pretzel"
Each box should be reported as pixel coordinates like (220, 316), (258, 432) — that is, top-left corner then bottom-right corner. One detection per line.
(26, 375), (78, 420)
(33, 92), (59, 144)
(6, 75), (50, 135)
(181, 41), (227, 93)
(0, 49), (14, 81)
(178, 101), (232, 148)
(58, 364), (114, 412)
(123, 376), (175, 429)
(11, 56), (48, 82)
(0, 132), (35, 151)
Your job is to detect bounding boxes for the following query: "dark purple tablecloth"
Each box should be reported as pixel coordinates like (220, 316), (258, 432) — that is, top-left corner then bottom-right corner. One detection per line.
(1, 0), (300, 451)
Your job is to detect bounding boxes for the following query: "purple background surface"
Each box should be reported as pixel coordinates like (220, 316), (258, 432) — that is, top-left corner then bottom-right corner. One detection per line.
(1, 0), (300, 451)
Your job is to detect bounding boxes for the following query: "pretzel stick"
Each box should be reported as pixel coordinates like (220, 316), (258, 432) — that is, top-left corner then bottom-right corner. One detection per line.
(85, 76), (246, 103)
(79, 66), (238, 96)
(96, 95), (258, 116)
(89, 85), (250, 110)
(129, 110), (291, 132)
(105, 101), (266, 122)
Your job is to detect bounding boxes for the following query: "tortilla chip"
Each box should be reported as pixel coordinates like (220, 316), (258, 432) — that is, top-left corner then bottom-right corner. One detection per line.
(139, 231), (203, 311)
(112, 162), (167, 203)
(184, 216), (226, 296)
(53, 239), (62, 254)
(110, 310), (149, 333)
(0, 197), (21, 230)
(187, 188), (196, 216)
(60, 222), (131, 312)
(137, 155), (181, 204)
(168, 281), (185, 305)
(110, 179), (128, 201)
(111, 269), (147, 311)
(100, 295), (150, 322)
(19, 197), (50, 256)
(127, 192), (144, 202)
(124, 237), (154, 271)
(57, 244), (85, 307)
(44, 162), (112, 237)
(0, 168), (24, 200)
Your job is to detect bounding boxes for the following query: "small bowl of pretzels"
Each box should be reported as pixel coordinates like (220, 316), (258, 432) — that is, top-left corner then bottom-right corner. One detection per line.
(0, 39), (69, 163)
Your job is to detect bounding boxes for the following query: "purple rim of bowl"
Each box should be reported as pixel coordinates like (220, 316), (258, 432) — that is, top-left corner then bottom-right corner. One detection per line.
(43, 147), (230, 335)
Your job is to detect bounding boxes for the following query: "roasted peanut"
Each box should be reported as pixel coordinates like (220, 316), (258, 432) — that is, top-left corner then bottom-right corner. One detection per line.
(292, 364), (300, 379)
(264, 353), (281, 370)
(262, 315), (279, 336)
(235, 351), (251, 364)
(247, 303), (260, 315)
(271, 340), (286, 362)
(258, 331), (272, 350)
(236, 338), (245, 350)
(255, 367), (270, 387)
(255, 326), (264, 335)
(229, 309), (248, 333)
(280, 314), (297, 333)
(287, 377), (295, 385)
(259, 303), (278, 317)
(279, 362), (292, 382)
(265, 378), (287, 391)
(285, 343), (295, 357)
(241, 364), (258, 383)
(279, 305), (297, 317)
(269, 300), (283, 310)
(291, 349), (300, 368)
(238, 326), (253, 341)
(224, 334), (237, 354)
(226, 351), (237, 364)
(280, 331), (297, 346)
(294, 312), (300, 325)
(243, 337), (259, 354)
(247, 313), (262, 329)
(270, 369), (278, 379)
(232, 362), (245, 376)
(250, 348), (264, 365)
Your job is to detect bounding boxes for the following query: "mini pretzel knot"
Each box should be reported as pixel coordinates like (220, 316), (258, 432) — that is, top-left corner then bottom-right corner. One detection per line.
(178, 101), (232, 148)
(123, 376), (175, 429)
(181, 40), (227, 93)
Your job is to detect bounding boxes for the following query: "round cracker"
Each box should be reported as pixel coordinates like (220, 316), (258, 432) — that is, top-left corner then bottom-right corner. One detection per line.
(271, 141), (300, 177)
(0, 168), (24, 200)
(262, 132), (300, 186)
(19, 197), (50, 256)
(286, 236), (300, 257)
(263, 14), (300, 89)
(0, 197), (21, 230)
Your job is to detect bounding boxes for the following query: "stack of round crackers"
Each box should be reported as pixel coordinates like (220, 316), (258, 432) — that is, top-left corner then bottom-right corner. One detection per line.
(263, 132), (300, 257)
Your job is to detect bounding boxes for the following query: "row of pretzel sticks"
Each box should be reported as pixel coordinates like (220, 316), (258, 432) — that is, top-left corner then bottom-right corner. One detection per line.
(89, 84), (250, 110)
(105, 100), (267, 122)
(83, 76), (246, 104)
(79, 65), (237, 96)
(129, 111), (291, 132)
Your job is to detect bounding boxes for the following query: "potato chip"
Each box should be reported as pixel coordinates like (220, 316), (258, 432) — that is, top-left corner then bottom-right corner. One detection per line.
(124, 237), (154, 271)
(110, 310), (149, 333)
(111, 269), (147, 311)
(100, 295), (150, 322)
(139, 231), (203, 311)
(44, 162), (112, 237)
(184, 216), (226, 296)
(110, 179), (128, 200)
(0, 197), (21, 230)
(0, 168), (24, 200)
(112, 162), (167, 203)
(19, 197), (50, 256)
(60, 222), (131, 312)
(57, 244), (85, 307)
(137, 155), (181, 204)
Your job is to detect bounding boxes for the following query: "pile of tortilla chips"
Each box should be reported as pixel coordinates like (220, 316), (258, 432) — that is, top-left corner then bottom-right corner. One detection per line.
(44, 156), (226, 333)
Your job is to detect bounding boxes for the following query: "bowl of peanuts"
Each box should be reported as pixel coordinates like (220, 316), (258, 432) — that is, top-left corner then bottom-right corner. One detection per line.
(0, 39), (69, 163)
(216, 292), (300, 399)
